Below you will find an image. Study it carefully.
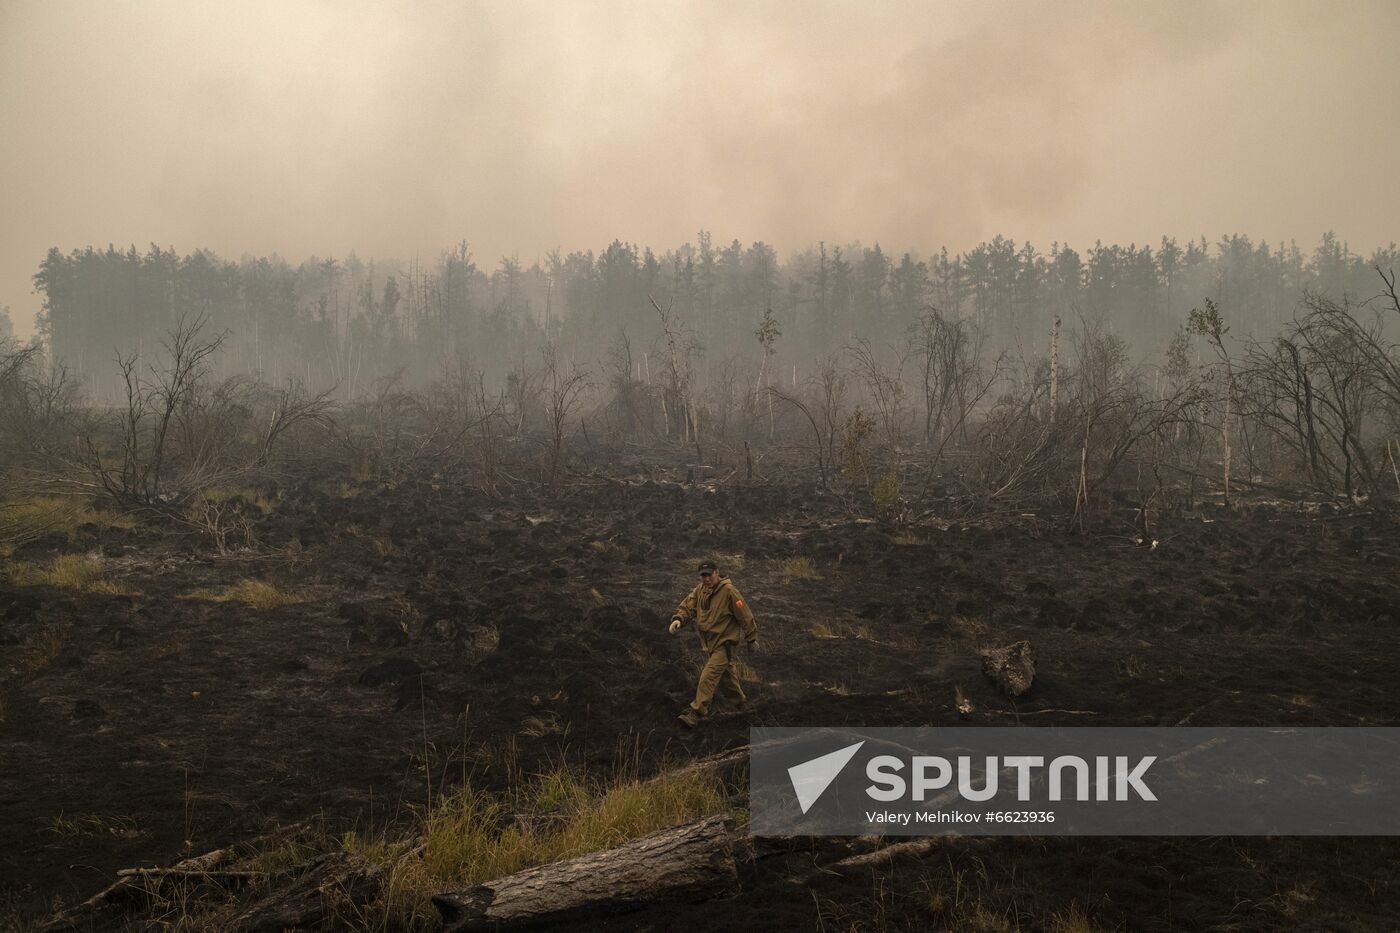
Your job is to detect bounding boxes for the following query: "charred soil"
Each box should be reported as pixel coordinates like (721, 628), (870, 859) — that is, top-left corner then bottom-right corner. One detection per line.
(3, 463), (1400, 930)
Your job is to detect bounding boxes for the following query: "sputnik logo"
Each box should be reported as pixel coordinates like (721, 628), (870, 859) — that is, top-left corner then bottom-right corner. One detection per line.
(788, 741), (865, 814)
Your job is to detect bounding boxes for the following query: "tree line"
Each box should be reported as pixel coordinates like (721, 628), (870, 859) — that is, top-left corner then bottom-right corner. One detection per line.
(33, 231), (1396, 402)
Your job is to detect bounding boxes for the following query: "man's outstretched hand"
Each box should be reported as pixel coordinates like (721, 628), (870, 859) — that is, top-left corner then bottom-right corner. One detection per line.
(746, 637), (760, 653)
(668, 618), (683, 635)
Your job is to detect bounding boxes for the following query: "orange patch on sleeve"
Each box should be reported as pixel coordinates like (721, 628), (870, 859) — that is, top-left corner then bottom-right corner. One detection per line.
(735, 599), (744, 607)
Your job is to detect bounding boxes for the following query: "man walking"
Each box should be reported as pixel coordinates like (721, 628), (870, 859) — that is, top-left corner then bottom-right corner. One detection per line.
(669, 560), (759, 728)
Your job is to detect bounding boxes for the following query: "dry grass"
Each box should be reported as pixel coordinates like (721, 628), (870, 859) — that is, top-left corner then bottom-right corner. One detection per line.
(778, 556), (818, 580)
(17, 624), (72, 675)
(518, 713), (564, 738)
(951, 615), (989, 641)
(391, 596), (423, 639)
(182, 579), (305, 609)
(469, 624), (500, 661)
(732, 656), (762, 683)
(351, 761), (733, 930)
(6, 553), (139, 597)
(588, 539), (625, 561)
(246, 837), (322, 875)
(0, 496), (135, 554)
(185, 486), (273, 518)
(816, 868), (1117, 932)
(698, 552), (745, 572)
(127, 874), (242, 932)
(1117, 652), (1145, 679)
(810, 620), (875, 641)
(1050, 902), (1118, 932)
(45, 812), (141, 841)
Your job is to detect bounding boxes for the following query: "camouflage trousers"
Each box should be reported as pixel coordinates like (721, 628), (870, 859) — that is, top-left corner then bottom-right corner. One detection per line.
(691, 641), (746, 715)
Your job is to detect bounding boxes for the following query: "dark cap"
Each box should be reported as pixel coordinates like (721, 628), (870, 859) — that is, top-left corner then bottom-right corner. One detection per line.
(697, 560), (718, 574)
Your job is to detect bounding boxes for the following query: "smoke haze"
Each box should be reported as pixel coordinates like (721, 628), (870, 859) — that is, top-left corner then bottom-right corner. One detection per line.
(2, 0), (1398, 338)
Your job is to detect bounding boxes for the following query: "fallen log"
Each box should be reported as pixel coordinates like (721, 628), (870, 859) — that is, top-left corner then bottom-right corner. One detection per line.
(230, 853), (384, 932)
(432, 815), (738, 931)
(825, 837), (940, 870)
(787, 837), (942, 885)
(648, 743), (749, 784)
(116, 868), (265, 882)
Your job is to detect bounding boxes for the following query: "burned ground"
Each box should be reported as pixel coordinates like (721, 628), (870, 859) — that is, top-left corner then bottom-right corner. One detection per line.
(3, 461), (1399, 930)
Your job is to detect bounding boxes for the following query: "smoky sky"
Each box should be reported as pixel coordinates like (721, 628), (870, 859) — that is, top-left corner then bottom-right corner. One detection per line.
(2, 0), (1399, 337)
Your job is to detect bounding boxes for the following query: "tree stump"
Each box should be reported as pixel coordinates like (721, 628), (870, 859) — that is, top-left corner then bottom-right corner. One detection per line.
(980, 640), (1036, 697)
(432, 815), (738, 931)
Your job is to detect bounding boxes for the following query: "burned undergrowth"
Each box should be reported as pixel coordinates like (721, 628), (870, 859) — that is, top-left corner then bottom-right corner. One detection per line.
(2, 446), (1398, 930)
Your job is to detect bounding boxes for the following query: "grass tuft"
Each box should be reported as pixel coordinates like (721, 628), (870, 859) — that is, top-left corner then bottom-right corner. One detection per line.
(246, 837), (320, 875)
(779, 556), (818, 580)
(518, 714), (564, 738)
(951, 615), (989, 641)
(588, 539), (625, 561)
(186, 486), (273, 516)
(1050, 902), (1117, 932)
(182, 580), (305, 609)
(7, 553), (139, 596)
(470, 624), (500, 660)
(0, 496), (135, 554)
